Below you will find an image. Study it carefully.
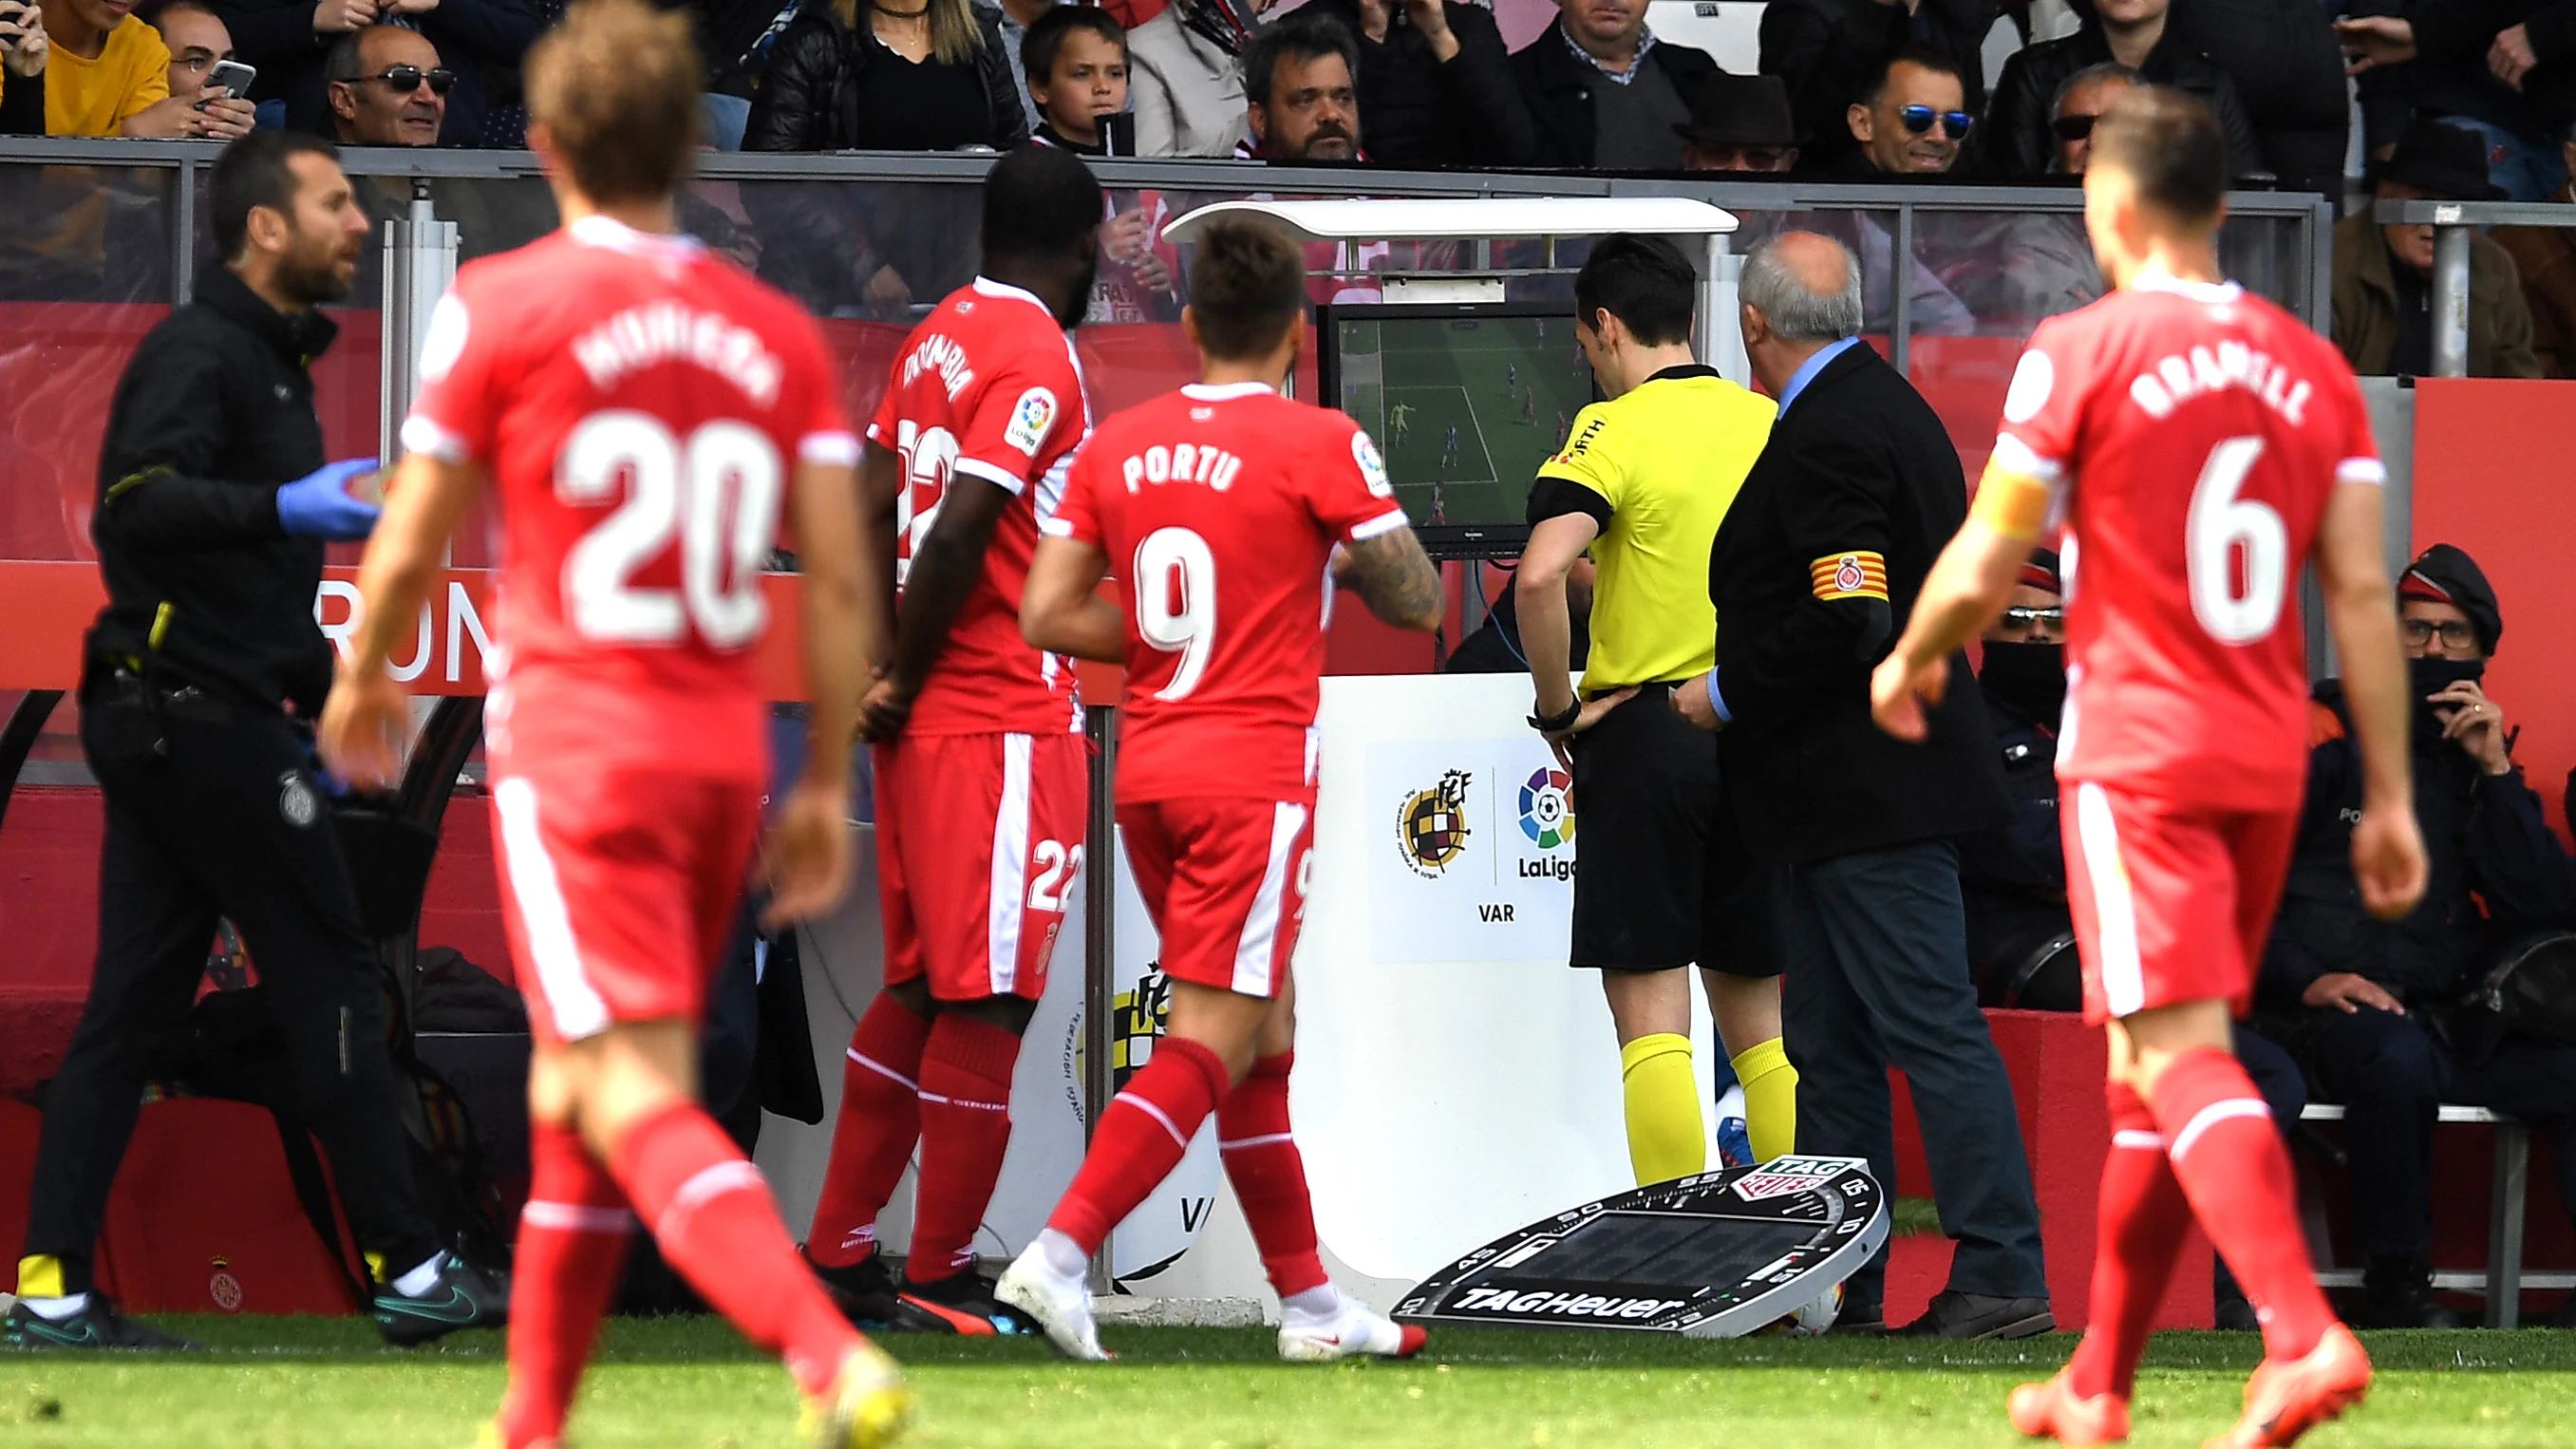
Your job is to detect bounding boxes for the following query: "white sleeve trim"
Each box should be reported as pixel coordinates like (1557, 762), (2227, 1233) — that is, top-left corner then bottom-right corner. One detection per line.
(2337, 458), (2387, 486)
(1039, 517), (1076, 538)
(400, 414), (473, 464)
(1988, 432), (2064, 484)
(865, 421), (885, 443)
(1346, 508), (1410, 541)
(799, 430), (862, 466)
(954, 455), (1030, 495)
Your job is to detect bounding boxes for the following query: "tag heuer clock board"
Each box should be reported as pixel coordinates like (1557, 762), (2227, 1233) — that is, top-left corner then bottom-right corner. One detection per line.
(1394, 1157), (1889, 1338)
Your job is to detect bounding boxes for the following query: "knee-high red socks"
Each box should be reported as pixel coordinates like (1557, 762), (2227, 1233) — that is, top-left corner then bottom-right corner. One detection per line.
(2149, 1047), (2336, 1364)
(2064, 1082), (2191, 1402)
(497, 1124), (631, 1449)
(1216, 1052), (1327, 1301)
(1046, 1038), (1231, 1253)
(611, 1103), (861, 1399)
(805, 992), (932, 1268)
(905, 1014), (1021, 1284)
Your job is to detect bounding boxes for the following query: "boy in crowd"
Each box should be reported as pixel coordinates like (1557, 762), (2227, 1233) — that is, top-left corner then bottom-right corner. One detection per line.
(1023, 5), (1175, 322)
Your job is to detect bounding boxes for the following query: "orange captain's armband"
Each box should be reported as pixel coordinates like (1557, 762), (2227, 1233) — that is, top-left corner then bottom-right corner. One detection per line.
(1970, 457), (2056, 542)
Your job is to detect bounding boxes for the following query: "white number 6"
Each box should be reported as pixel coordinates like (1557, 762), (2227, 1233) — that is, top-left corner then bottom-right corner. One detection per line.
(2186, 436), (2287, 646)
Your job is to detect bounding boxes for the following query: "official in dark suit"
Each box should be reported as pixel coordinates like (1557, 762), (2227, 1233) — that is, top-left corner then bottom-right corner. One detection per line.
(1675, 232), (2050, 1339)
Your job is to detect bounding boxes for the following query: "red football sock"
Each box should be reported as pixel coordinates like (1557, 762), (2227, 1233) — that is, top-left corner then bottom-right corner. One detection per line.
(611, 1103), (862, 1399)
(1046, 1037), (1231, 1254)
(2149, 1046), (2336, 1363)
(904, 1013), (1022, 1285)
(497, 1123), (631, 1449)
(2065, 1081), (2191, 1402)
(806, 992), (932, 1268)
(1217, 1052), (1326, 1300)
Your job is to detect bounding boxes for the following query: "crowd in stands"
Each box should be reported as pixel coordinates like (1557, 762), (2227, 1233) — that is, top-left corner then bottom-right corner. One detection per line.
(3, 0), (2573, 369)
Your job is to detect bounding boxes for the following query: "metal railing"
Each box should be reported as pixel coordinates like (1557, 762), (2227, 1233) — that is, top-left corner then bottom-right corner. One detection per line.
(2377, 198), (2576, 379)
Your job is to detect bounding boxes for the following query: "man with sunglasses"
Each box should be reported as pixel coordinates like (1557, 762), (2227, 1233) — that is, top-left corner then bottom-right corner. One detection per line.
(2260, 541), (2576, 1330)
(1844, 45), (1972, 174)
(325, 24), (447, 145)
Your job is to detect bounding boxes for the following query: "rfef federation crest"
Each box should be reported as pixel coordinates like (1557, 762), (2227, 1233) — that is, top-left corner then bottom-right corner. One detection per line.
(1397, 769), (1474, 878)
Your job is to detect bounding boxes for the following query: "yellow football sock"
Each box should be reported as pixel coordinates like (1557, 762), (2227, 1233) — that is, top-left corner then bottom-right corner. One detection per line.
(16, 1254), (66, 1299)
(1620, 1032), (1705, 1186)
(1730, 1036), (1800, 1164)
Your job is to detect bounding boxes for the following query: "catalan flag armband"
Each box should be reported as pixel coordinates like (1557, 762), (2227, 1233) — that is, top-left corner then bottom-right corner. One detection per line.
(1810, 551), (1889, 602)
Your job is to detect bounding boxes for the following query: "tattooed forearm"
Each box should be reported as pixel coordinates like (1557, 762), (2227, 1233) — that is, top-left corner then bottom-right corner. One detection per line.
(1336, 527), (1444, 632)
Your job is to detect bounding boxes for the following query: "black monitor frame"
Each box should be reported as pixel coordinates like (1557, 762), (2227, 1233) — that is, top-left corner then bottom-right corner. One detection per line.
(1313, 299), (1585, 561)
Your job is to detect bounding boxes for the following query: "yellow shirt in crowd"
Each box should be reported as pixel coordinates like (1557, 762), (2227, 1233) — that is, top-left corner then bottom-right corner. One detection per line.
(1534, 367), (1776, 694)
(0, 15), (171, 136)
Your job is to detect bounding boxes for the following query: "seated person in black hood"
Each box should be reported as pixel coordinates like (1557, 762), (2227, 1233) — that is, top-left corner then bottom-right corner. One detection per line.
(2262, 541), (2576, 1329)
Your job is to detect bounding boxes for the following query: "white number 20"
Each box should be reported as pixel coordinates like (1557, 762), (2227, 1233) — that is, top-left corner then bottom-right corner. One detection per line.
(558, 411), (782, 649)
(2185, 435), (2287, 646)
(1134, 526), (1216, 701)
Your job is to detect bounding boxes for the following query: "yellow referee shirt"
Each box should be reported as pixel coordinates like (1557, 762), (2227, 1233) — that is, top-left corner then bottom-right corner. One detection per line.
(1532, 366), (1774, 693)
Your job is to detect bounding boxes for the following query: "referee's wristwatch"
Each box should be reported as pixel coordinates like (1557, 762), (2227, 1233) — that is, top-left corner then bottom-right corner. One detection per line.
(1528, 697), (1583, 734)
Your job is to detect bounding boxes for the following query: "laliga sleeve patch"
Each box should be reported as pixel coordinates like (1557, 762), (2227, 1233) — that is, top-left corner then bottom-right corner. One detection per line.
(1353, 429), (1393, 498)
(1003, 386), (1060, 458)
(1809, 551), (1889, 602)
(2002, 348), (2054, 425)
(418, 292), (470, 384)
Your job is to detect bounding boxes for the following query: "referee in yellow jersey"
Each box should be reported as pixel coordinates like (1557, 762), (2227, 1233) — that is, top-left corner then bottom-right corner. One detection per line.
(1517, 235), (1797, 1187)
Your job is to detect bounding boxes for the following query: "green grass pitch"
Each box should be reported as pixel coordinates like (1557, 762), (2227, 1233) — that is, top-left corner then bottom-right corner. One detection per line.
(4, 1317), (2572, 1448)
(1332, 314), (1595, 533)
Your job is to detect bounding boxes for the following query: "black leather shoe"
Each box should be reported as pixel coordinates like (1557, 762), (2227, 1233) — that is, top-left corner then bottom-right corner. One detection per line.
(1896, 1290), (2055, 1340)
(1829, 1299), (1888, 1335)
(374, 1251), (511, 1346)
(2351, 1260), (2461, 1329)
(3, 1295), (202, 1351)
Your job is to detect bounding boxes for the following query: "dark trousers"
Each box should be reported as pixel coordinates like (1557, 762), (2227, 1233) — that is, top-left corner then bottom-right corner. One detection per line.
(1780, 837), (2050, 1308)
(22, 676), (438, 1292)
(2304, 1002), (2576, 1265)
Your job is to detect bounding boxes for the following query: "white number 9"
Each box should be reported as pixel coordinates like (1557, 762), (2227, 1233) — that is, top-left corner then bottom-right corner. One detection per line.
(1134, 525), (1216, 701)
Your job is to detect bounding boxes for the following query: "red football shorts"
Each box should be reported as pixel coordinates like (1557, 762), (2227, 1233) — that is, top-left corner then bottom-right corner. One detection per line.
(2060, 781), (2300, 1026)
(1117, 796), (1316, 1000)
(875, 730), (1087, 1002)
(489, 766), (762, 1045)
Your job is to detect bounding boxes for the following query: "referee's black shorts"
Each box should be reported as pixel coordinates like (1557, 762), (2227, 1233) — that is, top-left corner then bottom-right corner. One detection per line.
(1565, 683), (1783, 978)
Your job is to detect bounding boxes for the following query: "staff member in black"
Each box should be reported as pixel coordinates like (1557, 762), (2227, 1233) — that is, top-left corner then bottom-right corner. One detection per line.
(4, 132), (504, 1352)
(1677, 231), (2049, 1339)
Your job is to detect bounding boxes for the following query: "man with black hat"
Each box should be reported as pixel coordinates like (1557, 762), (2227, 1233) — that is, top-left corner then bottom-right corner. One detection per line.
(2262, 541), (2576, 1327)
(2332, 116), (2543, 377)
(1677, 71), (1798, 172)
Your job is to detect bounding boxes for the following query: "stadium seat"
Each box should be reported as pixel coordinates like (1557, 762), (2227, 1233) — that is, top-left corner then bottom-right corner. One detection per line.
(2300, 1102), (2576, 1328)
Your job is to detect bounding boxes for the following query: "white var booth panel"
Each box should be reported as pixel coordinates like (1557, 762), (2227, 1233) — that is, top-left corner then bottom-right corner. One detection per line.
(755, 674), (1726, 1307)
(1297, 673), (1726, 1287)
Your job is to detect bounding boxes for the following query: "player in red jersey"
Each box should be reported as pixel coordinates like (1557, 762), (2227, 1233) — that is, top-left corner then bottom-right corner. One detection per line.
(796, 145), (1103, 1337)
(1873, 88), (2428, 1449)
(316, 5), (909, 1445)
(994, 216), (1444, 1362)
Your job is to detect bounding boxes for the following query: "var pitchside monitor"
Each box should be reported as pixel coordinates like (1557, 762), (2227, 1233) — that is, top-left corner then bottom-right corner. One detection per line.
(1315, 302), (1597, 558)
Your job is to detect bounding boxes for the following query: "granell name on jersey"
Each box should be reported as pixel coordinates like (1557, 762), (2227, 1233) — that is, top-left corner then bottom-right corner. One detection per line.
(1119, 442), (1244, 494)
(571, 302), (782, 408)
(2126, 339), (2312, 427)
(901, 333), (975, 400)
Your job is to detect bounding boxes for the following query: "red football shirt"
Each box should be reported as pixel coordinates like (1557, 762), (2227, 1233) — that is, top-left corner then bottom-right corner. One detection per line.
(1993, 273), (2383, 810)
(1046, 381), (1408, 801)
(868, 277), (1091, 737)
(401, 216), (855, 778)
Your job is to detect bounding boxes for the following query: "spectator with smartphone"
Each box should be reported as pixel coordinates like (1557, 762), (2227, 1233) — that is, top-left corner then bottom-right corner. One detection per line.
(0, 0), (245, 135)
(141, 0), (255, 134)
(323, 23), (443, 143)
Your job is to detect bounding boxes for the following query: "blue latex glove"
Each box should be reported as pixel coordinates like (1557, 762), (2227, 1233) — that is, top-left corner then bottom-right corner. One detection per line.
(275, 458), (383, 541)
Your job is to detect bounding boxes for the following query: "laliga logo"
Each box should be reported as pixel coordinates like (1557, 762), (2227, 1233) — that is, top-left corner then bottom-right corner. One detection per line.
(1396, 769), (1474, 879)
(1516, 767), (1574, 849)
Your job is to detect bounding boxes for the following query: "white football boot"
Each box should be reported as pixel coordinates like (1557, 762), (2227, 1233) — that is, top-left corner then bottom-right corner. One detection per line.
(994, 1245), (1110, 1361)
(1276, 1288), (1430, 1363)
